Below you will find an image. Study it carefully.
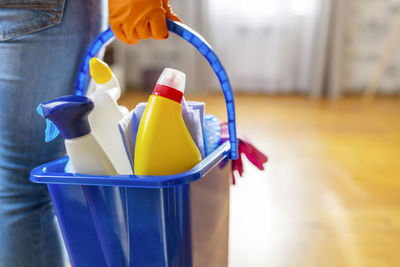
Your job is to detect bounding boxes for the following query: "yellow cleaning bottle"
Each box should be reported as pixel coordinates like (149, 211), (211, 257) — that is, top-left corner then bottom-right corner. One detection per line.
(134, 68), (202, 175)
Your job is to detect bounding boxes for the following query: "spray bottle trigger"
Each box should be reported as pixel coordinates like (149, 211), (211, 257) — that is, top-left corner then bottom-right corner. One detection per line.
(36, 104), (60, 143)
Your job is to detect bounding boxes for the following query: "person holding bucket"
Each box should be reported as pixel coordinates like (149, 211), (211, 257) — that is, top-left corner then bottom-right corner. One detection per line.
(0, 0), (181, 266)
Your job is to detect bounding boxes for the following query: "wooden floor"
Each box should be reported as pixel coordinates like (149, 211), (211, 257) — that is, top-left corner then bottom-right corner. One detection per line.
(120, 92), (400, 267)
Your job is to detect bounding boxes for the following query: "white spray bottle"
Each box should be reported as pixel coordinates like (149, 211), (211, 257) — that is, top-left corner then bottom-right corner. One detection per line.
(87, 57), (132, 174)
(40, 95), (117, 175)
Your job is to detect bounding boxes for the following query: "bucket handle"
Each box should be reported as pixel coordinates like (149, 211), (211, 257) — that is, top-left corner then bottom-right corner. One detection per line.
(74, 20), (238, 160)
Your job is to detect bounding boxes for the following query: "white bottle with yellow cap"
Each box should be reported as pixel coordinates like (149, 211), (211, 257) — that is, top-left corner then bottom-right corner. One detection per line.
(88, 57), (132, 174)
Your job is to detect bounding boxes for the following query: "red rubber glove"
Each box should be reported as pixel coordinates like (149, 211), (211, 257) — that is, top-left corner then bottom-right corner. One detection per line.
(109, 0), (182, 44)
(220, 123), (268, 184)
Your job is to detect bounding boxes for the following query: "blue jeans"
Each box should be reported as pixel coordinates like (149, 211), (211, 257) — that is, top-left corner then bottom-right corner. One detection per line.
(0, 0), (106, 266)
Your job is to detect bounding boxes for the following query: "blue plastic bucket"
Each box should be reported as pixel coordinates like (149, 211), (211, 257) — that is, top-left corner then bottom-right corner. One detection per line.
(30, 20), (237, 267)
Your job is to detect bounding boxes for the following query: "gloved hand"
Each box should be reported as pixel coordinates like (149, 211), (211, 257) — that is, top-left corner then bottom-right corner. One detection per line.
(109, 0), (182, 44)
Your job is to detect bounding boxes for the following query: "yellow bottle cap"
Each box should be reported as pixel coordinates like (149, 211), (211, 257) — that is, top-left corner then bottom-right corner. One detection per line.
(89, 57), (112, 84)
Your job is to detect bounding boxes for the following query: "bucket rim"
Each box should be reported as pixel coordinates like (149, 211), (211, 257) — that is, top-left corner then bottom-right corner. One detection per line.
(30, 141), (230, 188)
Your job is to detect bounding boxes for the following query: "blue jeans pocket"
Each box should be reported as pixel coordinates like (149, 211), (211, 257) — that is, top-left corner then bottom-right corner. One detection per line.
(0, 0), (65, 41)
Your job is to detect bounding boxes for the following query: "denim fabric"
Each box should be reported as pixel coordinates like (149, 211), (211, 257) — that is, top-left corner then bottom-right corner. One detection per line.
(0, 0), (65, 41)
(0, 0), (106, 266)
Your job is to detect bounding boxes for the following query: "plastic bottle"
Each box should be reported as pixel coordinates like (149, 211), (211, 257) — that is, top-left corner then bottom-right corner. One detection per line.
(88, 57), (132, 174)
(134, 68), (202, 175)
(40, 95), (117, 176)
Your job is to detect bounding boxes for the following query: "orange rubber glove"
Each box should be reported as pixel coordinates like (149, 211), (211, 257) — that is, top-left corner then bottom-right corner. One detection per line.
(109, 0), (182, 44)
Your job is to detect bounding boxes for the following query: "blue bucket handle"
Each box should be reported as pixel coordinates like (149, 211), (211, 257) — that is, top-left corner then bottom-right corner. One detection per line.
(74, 20), (238, 160)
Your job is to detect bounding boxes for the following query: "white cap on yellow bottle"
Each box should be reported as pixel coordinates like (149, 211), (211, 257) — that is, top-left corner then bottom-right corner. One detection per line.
(156, 68), (186, 94)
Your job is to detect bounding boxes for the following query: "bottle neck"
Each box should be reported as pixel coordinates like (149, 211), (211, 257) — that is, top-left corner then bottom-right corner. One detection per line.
(95, 75), (121, 100)
(153, 84), (183, 103)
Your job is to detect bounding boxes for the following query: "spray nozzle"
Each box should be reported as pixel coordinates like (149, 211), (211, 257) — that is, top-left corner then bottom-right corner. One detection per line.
(38, 95), (94, 140)
(37, 105), (60, 143)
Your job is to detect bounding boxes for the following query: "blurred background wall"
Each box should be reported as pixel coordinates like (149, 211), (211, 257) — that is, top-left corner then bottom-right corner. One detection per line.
(343, 0), (400, 94)
(108, 0), (400, 98)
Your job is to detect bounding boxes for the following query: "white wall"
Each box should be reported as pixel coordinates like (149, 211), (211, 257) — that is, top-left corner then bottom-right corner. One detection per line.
(342, 0), (400, 94)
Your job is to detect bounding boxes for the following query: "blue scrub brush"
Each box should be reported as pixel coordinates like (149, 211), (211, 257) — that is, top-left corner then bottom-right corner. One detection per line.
(203, 114), (221, 156)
